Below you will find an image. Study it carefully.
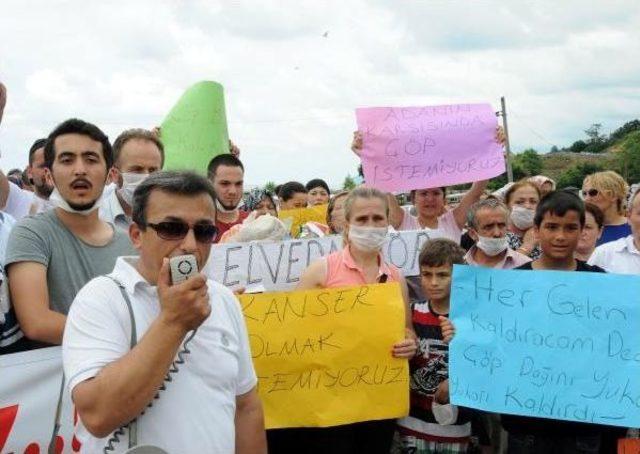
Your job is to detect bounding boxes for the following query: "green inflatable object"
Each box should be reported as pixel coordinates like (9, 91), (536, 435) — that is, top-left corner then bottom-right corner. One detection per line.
(160, 81), (229, 174)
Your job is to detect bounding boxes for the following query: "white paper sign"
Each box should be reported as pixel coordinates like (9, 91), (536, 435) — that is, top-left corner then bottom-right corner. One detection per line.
(204, 230), (440, 291)
(0, 347), (77, 453)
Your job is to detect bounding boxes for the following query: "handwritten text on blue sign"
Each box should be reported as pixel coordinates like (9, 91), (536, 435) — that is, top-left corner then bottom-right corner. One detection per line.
(449, 265), (640, 428)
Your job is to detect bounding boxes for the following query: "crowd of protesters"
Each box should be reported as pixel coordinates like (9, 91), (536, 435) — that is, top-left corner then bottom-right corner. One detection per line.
(1, 79), (639, 454)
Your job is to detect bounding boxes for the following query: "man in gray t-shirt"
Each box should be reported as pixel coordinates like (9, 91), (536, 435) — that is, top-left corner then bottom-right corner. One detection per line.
(6, 210), (134, 316)
(6, 118), (136, 347)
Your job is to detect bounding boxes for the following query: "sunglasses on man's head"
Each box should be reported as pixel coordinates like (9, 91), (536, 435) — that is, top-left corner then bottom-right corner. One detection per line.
(582, 189), (599, 198)
(147, 221), (218, 243)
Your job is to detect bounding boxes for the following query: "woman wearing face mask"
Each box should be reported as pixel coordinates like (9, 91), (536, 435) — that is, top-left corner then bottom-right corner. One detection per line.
(504, 180), (542, 259)
(266, 187), (417, 454)
(582, 170), (631, 246)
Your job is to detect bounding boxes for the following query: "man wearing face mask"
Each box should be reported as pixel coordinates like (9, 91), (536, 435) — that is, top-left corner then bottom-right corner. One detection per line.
(464, 198), (531, 269)
(100, 128), (164, 231)
(5, 119), (135, 348)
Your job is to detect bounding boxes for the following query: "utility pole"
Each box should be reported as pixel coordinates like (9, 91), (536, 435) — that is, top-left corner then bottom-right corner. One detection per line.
(498, 96), (514, 182)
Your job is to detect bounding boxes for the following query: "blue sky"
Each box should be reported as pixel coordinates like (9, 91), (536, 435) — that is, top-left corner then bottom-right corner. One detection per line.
(1, 0), (638, 188)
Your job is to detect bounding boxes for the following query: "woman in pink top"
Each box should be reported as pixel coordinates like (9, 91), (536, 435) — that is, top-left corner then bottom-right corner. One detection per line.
(266, 187), (417, 454)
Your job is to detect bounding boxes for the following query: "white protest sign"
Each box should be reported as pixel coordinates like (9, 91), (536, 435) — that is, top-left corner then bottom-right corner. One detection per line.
(204, 230), (440, 291)
(0, 347), (77, 453)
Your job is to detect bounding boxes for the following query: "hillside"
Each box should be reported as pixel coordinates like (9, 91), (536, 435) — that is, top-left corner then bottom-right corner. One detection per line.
(505, 120), (640, 189)
(540, 152), (611, 182)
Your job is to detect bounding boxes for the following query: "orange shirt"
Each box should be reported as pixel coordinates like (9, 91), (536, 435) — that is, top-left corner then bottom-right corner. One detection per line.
(324, 245), (402, 287)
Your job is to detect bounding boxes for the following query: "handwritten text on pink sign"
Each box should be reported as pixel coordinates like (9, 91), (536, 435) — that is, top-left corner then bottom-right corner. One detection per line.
(356, 104), (505, 191)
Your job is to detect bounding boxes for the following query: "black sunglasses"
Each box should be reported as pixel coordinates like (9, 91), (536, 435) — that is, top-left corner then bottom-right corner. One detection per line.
(582, 189), (599, 198)
(147, 221), (218, 243)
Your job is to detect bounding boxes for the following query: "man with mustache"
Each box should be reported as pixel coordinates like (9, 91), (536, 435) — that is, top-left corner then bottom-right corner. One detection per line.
(5, 118), (135, 347)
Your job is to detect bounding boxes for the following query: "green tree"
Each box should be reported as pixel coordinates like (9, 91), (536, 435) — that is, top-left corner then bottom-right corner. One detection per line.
(613, 131), (640, 183)
(611, 119), (640, 141)
(486, 159), (526, 191)
(556, 162), (604, 189)
(549, 145), (560, 153)
(515, 148), (543, 176)
(264, 181), (276, 193)
(569, 140), (588, 153)
(343, 175), (356, 191)
(585, 123), (604, 144)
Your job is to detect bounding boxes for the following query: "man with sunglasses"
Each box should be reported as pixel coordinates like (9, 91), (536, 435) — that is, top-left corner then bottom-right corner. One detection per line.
(63, 171), (266, 453)
(5, 118), (135, 348)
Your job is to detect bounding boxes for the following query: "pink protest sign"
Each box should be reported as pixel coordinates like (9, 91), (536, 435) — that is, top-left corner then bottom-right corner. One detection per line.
(356, 103), (505, 192)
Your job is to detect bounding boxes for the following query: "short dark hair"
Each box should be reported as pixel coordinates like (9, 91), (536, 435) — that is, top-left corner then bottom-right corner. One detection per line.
(534, 190), (585, 227)
(113, 128), (165, 168)
(44, 118), (113, 170)
(28, 138), (47, 166)
(306, 178), (330, 195)
(278, 181), (307, 202)
(419, 238), (466, 268)
(132, 170), (217, 227)
(207, 154), (244, 180)
(584, 202), (604, 229)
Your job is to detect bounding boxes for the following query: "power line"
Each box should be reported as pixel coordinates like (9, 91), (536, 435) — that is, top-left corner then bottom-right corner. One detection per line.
(508, 108), (556, 148)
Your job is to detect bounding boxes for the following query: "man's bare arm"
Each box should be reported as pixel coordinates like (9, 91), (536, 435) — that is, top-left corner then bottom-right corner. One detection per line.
(8, 262), (66, 344)
(72, 316), (187, 437)
(235, 387), (266, 454)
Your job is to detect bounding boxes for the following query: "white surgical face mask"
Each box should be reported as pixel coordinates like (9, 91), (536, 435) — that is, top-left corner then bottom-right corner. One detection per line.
(476, 235), (508, 256)
(510, 206), (535, 230)
(118, 172), (148, 207)
(49, 186), (102, 216)
(348, 225), (388, 252)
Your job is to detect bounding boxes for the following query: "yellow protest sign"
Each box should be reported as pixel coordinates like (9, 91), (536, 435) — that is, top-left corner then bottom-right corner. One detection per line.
(239, 283), (409, 429)
(278, 204), (328, 237)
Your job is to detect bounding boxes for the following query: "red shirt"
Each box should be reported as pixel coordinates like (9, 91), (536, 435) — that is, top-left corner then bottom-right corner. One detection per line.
(215, 210), (249, 243)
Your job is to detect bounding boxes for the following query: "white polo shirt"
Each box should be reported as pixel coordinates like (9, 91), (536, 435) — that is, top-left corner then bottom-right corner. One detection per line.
(98, 187), (131, 232)
(63, 256), (257, 453)
(588, 235), (640, 275)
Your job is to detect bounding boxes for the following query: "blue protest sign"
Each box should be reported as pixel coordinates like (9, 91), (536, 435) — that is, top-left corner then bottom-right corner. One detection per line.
(449, 265), (640, 428)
